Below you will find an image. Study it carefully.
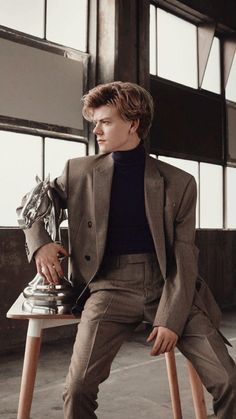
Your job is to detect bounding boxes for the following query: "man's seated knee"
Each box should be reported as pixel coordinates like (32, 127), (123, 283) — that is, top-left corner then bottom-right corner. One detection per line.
(64, 375), (99, 400)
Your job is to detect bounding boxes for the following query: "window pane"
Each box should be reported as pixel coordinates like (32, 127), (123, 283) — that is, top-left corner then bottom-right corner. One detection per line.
(157, 8), (198, 88)
(46, 0), (88, 52)
(0, 38), (84, 130)
(149, 5), (157, 75)
(201, 37), (221, 94)
(226, 167), (236, 228)
(45, 138), (86, 179)
(200, 163), (223, 228)
(158, 156), (199, 227)
(226, 52), (236, 102)
(0, 131), (42, 227)
(0, 0), (44, 38)
(150, 78), (223, 163)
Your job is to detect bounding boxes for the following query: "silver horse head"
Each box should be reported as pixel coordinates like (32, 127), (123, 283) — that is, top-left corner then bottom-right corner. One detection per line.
(17, 175), (66, 241)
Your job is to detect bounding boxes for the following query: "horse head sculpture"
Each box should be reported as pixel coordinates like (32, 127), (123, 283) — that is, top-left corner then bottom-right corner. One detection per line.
(17, 176), (76, 314)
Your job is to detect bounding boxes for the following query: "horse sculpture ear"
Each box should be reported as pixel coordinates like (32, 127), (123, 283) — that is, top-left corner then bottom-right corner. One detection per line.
(35, 174), (50, 184)
(35, 174), (42, 184)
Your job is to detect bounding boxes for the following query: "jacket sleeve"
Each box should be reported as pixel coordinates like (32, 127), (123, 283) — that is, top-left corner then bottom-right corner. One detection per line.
(153, 176), (199, 337)
(23, 160), (69, 262)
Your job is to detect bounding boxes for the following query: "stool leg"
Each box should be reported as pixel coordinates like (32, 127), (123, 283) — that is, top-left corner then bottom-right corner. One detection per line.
(165, 350), (183, 419)
(17, 319), (43, 419)
(187, 360), (207, 419)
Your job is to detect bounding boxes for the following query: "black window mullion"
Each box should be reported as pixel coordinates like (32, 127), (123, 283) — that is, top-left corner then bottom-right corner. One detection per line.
(42, 136), (45, 181)
(44, 0), (47, 41)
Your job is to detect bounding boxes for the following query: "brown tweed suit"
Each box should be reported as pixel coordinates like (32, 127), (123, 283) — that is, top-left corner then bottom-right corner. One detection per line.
(24, 153), (236, 418)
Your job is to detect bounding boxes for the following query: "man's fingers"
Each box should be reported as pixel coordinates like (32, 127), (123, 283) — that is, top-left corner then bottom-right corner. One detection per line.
(148, 325), (179, 356)
(39, 262), (62, 284)
(56, 244), (69, 258)
(41, 264), (53, 283)
(151, 338), (173, 356)
(48, 264), (60, 284)
(36, 260), (42, 275)
(151, 333), (175, 355)
(152, 337), (178, 356)
(151, 337), (164, 356)
(51, 258), (64, 279)
(146, 328), (158, 342)
(34, 242), (68, 284)
(159, 340), (171, 355)
(166, 341), (175, 353)
(54, 260), (64, 278)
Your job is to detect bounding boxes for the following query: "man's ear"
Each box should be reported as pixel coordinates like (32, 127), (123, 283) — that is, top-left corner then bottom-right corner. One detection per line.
(129, 119), (139, 134)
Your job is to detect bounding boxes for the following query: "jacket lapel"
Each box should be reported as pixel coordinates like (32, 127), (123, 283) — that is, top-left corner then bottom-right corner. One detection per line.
(93, 154), (114, 264)
(144, 155), (166, 279)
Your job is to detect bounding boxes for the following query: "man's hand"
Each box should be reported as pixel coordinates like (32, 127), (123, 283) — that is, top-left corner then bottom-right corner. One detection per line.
(147, 326), (178, 356)
(35, 242), (69, 284)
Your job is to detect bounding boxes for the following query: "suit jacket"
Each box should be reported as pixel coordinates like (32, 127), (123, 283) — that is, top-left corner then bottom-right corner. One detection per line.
(24, 153), (222, 337)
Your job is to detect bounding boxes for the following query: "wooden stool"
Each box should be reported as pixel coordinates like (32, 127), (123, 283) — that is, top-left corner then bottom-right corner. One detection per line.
(7, 293), (80, 419)
(7, 294), (207, 419)
(165, 349), (207, 419)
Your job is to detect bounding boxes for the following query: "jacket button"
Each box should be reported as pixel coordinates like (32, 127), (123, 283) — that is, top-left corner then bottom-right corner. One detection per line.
(88, 221), (92, 228)
(84, 255), (91, 261)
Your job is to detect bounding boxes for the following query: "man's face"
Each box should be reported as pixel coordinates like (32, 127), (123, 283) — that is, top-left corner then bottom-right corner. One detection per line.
(92, 104), (139, 153)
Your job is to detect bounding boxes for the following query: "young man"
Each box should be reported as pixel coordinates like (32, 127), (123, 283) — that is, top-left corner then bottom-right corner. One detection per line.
(24, 81), (236, 418)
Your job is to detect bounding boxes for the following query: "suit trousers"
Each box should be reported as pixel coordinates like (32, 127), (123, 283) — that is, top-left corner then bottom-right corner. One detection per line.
(63, 253), (236, 419)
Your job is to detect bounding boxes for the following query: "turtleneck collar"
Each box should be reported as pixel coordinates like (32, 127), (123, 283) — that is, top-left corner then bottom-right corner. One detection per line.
(112, 140), (146, 165)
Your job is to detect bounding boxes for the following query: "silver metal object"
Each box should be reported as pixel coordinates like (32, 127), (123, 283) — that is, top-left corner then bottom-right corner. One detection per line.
(17, 175), (76, 314)
(22, 273), (76, 314)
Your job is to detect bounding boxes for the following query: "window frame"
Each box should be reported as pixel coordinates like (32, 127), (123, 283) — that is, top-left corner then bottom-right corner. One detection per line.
(149, 1), (236, 229)
(0, 25), (89, 143)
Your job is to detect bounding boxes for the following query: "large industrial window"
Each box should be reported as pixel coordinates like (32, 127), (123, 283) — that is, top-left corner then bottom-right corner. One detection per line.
(150, 3), (236, 229)
(153, 7), (198, 88)
(0, 0), (88, 226)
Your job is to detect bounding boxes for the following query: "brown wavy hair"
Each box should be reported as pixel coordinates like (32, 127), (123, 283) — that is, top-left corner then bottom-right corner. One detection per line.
(82, 81), (154, 139)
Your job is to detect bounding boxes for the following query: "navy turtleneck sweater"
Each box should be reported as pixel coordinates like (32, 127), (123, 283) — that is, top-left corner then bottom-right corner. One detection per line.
(104, 141), (155, 255)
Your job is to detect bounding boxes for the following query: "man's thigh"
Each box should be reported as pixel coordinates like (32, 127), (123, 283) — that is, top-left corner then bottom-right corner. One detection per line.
(66, 290), (139, 391)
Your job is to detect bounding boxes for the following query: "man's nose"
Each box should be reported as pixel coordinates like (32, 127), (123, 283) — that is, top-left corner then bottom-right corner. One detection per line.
(93, 123), (102, 135)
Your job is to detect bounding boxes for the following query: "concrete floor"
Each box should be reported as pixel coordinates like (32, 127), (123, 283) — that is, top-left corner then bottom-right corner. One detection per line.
(1, 308), (236, 419)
